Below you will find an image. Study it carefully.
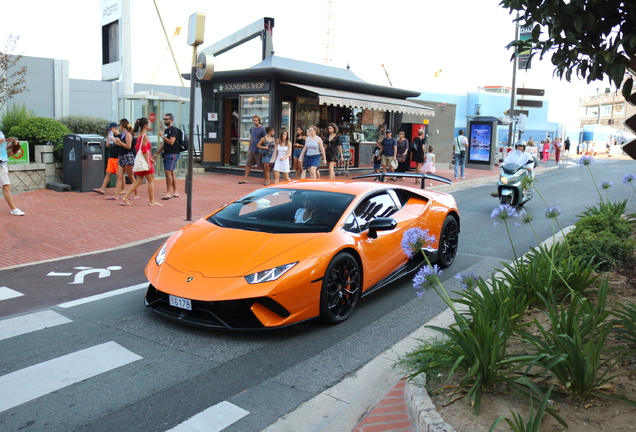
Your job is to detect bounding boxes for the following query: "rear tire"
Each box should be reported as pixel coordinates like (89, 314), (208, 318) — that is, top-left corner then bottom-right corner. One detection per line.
(319, 252), (361, 324)
(437, 216), (459, 268)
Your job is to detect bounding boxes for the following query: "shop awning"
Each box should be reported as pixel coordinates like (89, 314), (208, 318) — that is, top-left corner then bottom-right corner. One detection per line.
(283, 83), (435, 117)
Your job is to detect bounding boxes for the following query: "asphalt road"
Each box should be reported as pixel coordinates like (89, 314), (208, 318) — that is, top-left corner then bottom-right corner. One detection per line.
(0, 157), (632, 432)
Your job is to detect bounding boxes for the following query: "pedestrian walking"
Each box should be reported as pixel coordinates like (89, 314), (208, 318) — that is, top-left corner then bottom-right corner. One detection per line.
(542, 139), (550, 163)
(239, 115), (266, 184)
(121, 117), (162, 206)
(0, 133), (25, 215)
(155, 113), (181, 200)
(411, 129), (426, 184)
(298, 125), (326, 179)
(257, 127), (276, 185)
(453, 129), (468, 179)
(380, 129), (397, 181)
(293, 127), (305, 179)
(324, 123), (343, 180)
(554, 137), (562, 164)
(112, 118), (140, 201)
(272, 130), (291, 183)
(422, 145), (436, 186)
(93, 122), (120, 195)
(395, 130), (409, 177)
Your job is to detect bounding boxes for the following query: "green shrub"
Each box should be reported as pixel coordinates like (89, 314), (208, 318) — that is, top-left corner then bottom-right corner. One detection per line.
(58, 115), (110, 136)
(518, 281), (632, 403)
(8, 117), (71, 162)
(611, 301), (636, 347)
(409, 277), (532, 414)
(567, 214), (636, 271)
(498, 242), (600, 305)
(1, 103), (36, 135)
(577, 199), (629, 218)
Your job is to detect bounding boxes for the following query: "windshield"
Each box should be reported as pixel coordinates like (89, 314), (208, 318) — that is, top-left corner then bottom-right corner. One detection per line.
(207, 188), (355, 234)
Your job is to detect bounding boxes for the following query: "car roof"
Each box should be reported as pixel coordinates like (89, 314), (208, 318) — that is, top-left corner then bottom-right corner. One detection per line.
(272, 180), (411, 196)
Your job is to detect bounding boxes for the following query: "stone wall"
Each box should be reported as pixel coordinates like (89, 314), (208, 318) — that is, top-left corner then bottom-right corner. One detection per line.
(8, 145), (62, 193)
(8, 163), (63, 193)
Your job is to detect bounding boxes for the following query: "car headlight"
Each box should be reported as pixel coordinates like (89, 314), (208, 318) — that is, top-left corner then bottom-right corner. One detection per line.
(155, 242), (168, 266)
(245, 262), (298, 284)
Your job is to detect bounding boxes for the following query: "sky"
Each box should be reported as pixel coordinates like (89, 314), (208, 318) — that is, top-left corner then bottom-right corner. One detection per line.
(2, 0), (607, 126)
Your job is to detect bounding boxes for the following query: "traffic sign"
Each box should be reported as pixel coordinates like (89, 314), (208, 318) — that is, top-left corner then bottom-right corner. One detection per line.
(504, 109), (529, 117)
(516, 100), (543, 108)
(149, 113), (156, 123)
(516, 88), (545, 96)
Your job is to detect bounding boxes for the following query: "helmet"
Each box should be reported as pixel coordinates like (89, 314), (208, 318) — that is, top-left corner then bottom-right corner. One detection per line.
(515, 140), (526, 151)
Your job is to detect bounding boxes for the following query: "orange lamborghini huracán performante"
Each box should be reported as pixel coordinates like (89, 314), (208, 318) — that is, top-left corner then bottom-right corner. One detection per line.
(145, 176), (460, 330)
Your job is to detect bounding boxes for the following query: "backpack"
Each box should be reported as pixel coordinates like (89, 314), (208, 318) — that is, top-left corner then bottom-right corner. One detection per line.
(175, 127), (189, 153)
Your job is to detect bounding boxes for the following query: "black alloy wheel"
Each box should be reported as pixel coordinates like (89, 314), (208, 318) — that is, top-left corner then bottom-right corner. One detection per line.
(437, 215), (459, 268)
(320, 252), (361, 324)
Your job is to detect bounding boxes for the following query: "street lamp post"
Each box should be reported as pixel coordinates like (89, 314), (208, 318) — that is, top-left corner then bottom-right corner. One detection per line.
(186, 13), (206, 221)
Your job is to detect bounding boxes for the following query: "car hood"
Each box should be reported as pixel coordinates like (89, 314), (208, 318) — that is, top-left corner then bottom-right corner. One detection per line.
(164, 221), (324, 277)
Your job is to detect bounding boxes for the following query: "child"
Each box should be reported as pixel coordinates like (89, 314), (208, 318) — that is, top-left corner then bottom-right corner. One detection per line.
(422, 145), (436, 186)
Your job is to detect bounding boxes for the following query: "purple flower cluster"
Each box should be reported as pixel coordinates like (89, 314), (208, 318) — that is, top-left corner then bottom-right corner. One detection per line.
(401, 227), (436, 258)
(600, 181), (613, 190)
(455, 271), (479, 290)
(577, 155), (595, 167)
(543, 205), (562, 219)
(623, 174), (635, 184)
(413, 264), (442, 297)
(490, 204), (520, 226)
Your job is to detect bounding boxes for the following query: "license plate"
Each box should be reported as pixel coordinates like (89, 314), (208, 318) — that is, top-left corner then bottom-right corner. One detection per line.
(169, 295), (192, 311)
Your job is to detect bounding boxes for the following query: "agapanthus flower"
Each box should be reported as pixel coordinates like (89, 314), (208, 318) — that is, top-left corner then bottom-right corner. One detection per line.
(623, 173), (635, 184)
(543, 205), (562, 219)
(490, 204), (520, 226)
(577, 155), (595, 167)
(413, 264), (442, 296)
(600, 181), (613, 190)
(515, 209), (534, 226)
(401, 227), (436, 258)
(455, 271), (479, 290)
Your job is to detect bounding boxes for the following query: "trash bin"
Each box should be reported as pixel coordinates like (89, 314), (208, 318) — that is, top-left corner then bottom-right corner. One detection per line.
(63, 134), (105, 192)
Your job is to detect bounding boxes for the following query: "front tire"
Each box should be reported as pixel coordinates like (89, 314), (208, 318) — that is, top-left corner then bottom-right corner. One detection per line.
(437, 216), (459, 268)
(320, 252), (361, 324)
(499, 193), (512, 206)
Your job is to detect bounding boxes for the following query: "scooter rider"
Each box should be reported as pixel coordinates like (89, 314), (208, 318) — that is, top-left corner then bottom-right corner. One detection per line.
(491, 140), (534, 197)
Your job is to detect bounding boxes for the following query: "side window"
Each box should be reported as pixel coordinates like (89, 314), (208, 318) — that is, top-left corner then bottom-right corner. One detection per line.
(343, 192), (400, 233)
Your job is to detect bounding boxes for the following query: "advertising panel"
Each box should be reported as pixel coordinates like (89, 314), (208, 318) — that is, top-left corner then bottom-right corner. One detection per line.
(468, 123), (492, 164)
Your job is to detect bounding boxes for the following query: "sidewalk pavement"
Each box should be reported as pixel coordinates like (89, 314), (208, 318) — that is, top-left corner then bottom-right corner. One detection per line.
(0, 160), (562, 431)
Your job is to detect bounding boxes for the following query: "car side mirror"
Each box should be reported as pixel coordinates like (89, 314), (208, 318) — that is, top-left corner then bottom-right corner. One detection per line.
(367, 217), (397, 239)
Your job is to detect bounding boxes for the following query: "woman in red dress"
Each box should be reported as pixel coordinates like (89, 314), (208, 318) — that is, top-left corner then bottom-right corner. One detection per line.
(120, 117), (162, 206)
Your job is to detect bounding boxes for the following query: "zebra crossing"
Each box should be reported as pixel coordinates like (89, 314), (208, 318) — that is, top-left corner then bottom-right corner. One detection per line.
(0, 301), (250, 431)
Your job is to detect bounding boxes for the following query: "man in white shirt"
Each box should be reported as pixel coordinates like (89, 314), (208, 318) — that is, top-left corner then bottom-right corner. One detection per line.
(490, 140), (533, 198)
(0, 132), (25, 216)
(503, 140), (534, 170)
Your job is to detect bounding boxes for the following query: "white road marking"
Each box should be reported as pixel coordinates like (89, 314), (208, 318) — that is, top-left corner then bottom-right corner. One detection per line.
(58, 283), (148, 308)
(166, 401), (250, 432)
(0, 310), (72, 342)
(47, 272), (73, 277)
(0, 341), (142, 413)
(0, 286), (24, 301)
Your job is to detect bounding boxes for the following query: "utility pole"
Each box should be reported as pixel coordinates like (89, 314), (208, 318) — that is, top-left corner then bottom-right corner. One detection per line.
(507, 12), (520, 147)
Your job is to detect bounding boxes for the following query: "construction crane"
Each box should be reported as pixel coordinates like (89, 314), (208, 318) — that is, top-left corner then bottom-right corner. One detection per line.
(381, 64), (393, 86)
(322, 0), (335, 65)
(150, 26), (182, 84)
(152, 0), (184, 86)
